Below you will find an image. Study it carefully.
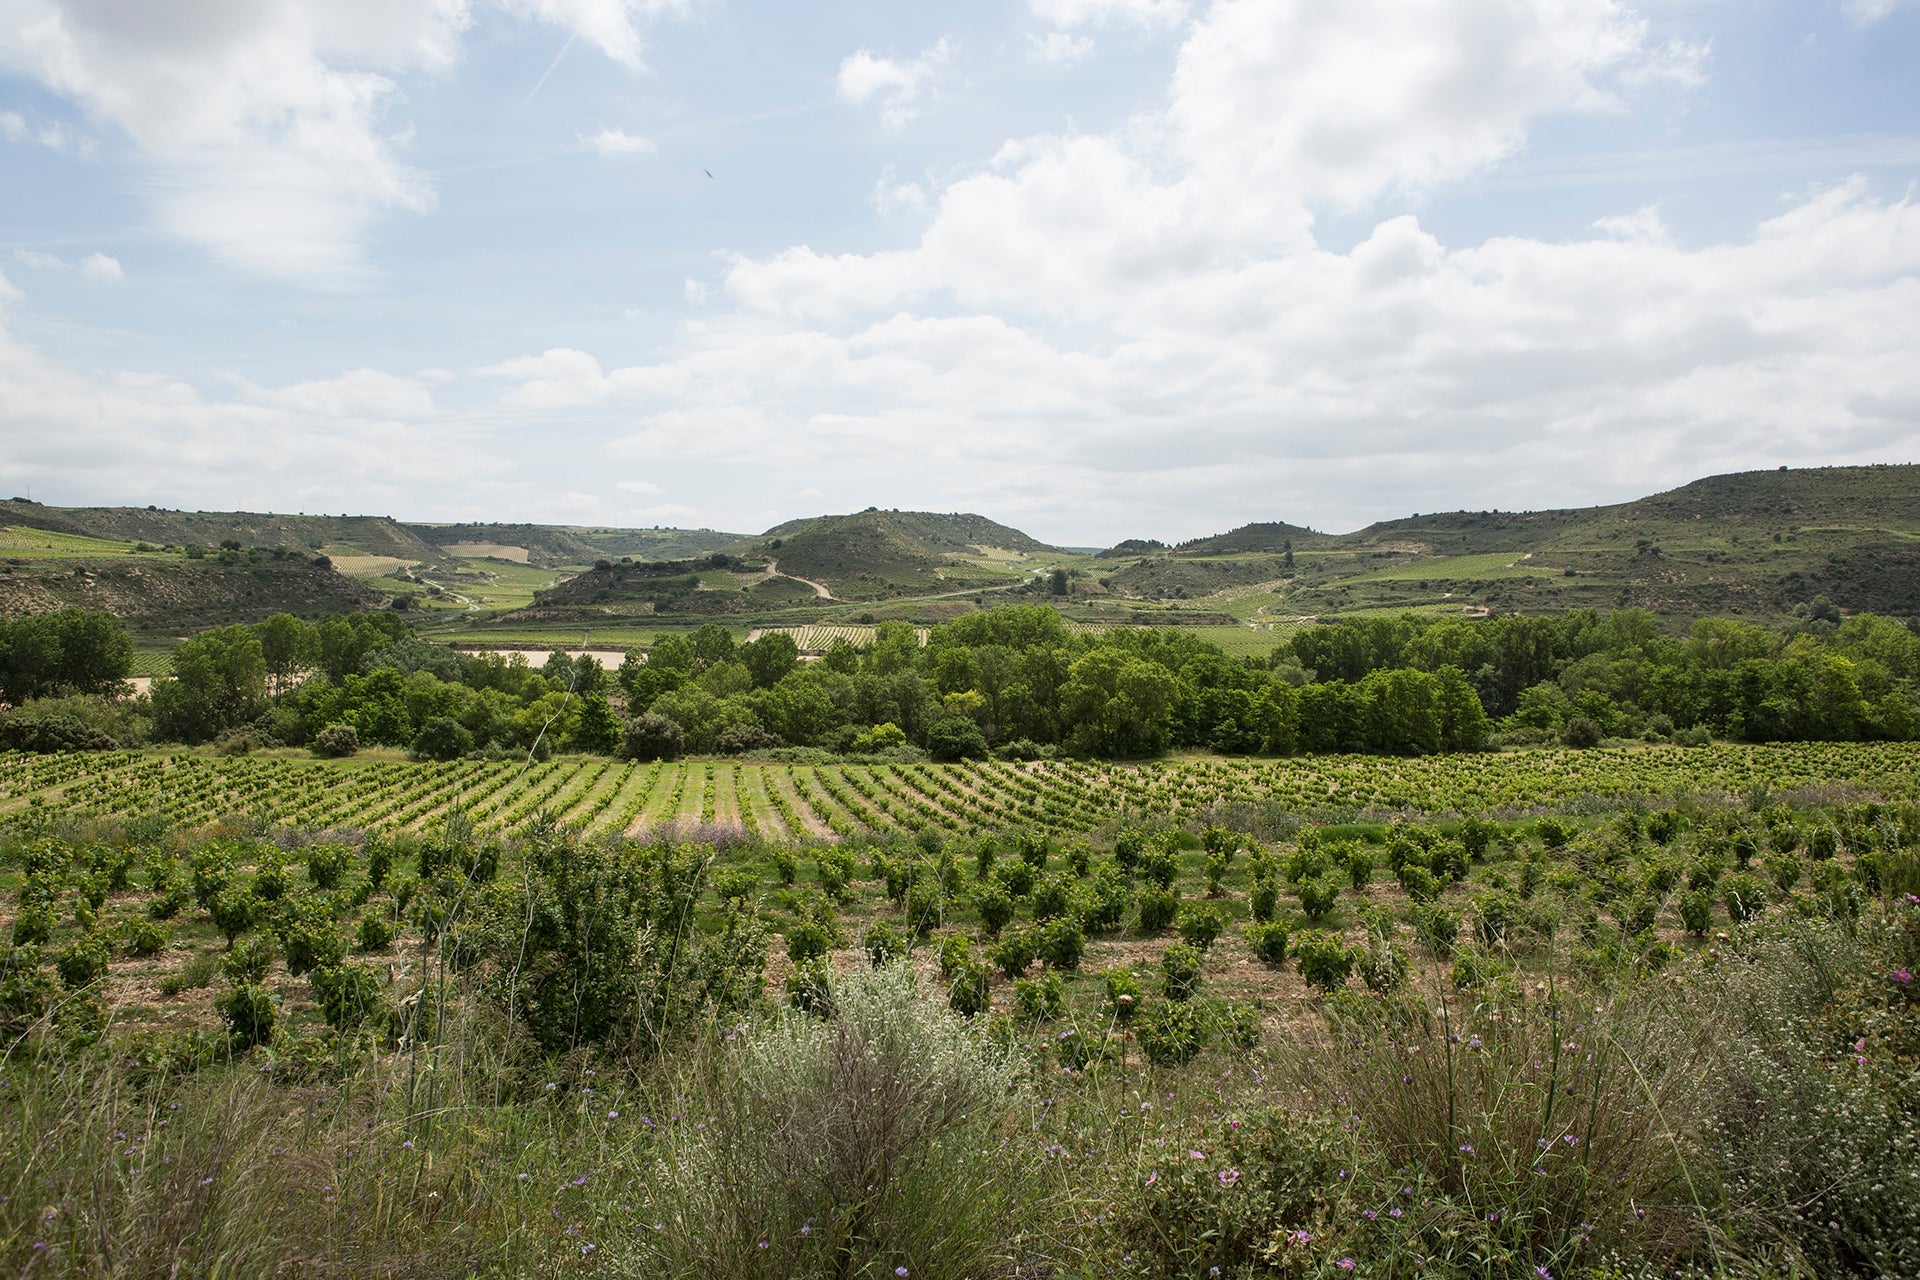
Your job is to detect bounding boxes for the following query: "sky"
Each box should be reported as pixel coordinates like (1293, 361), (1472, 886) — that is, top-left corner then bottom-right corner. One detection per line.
(0, 0), (1917, 547)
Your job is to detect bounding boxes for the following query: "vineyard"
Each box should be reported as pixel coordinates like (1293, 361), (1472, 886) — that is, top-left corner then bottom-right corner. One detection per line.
(6, 742), (1919, 840)
(746, 624), (931, 650)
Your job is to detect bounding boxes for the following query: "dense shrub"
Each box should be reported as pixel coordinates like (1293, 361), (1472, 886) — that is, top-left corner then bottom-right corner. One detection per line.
(631, 965), (1039, 1278)
(311, 723), (359, 757)
(623, 712), (685, 761)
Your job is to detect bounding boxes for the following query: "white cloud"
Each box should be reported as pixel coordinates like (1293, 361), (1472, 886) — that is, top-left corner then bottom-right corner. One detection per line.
(1029, 0), (1187, 28)
(836, 38), (953, 131)
(0, 1), (684, 283)
(11, 247), (124, 280)
(1839, 0), (1910, 25)
(616, 478), (662, 494)
(0, 107), (87, 153)
(872, 166), (928, 216)
(494, 0), (687, 70)
(1027, 31), (1093, 64)
(79, 251), (123, 281)
(582, 126), (655, 155)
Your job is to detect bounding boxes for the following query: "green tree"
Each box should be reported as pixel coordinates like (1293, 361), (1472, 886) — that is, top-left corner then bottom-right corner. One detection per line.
(572, 692), (623, 753)
(253, 613), (319, 694)
(150, 625), (268, 744)
(738, 630), (800, 688)
(1063, 648), (1176, 756)
(0, 609), (133, 702)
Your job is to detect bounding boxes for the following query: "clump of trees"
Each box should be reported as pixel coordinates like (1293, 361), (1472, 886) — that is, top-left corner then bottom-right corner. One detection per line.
(9, 600), (1918, 761)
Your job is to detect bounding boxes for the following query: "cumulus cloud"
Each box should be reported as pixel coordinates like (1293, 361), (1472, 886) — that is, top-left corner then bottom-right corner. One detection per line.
(1839, 0), (1911, 25)
(0, 0), (683, 283)
(1028, 31), (1092, 64)
(11, 246), (124, 280)
(616, 478), (662, 494)
(481, 0), (1920, 539)
(1029, 0), (1188, 28)
(582, 126), (655, 155)
(836, 38), (953, 130)
(0, 107), (88, 153)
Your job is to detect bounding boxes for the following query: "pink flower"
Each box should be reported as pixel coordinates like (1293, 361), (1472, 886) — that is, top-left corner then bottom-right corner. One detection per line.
(1218, 1169), (1240, 1186)
(1894, 968), (1913, 985)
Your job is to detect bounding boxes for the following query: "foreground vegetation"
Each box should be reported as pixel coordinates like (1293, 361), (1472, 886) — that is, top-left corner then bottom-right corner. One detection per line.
(4, 773), (1919, 1276)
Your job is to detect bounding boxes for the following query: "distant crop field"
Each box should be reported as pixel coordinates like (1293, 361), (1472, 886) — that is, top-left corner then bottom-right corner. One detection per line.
(326, 555), (418, 578)
(1337, 551), (1546, 584)
(7, 742), (1914, 842)
(441, 542), (531, 562)
(0, 525), (140, 558)
(747, 624), (931, 649)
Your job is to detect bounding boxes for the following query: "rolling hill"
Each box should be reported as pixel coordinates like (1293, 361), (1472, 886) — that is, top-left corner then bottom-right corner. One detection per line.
(736, 509), (1057, 601)
(1108, 465), (1920, 627)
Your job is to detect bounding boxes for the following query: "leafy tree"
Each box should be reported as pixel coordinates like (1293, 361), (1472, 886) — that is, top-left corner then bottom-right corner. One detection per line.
(253, 613), (319, 694)
(738, 630), (800, 688)
(412, 715), (474, 760)
(926, 715), (989, 761)
(623, 711), (685, 761)
(151, 625), (268, 744)
(572, 692), (623, 753)
(0, 609), (133, 703)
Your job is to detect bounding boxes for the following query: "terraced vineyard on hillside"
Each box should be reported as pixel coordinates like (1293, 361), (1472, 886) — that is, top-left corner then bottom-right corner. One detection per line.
(7, 742), (1917, 840)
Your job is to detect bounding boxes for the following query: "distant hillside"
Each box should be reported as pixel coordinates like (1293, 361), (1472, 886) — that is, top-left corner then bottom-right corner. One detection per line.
(0, 554), (378, 634)
(759, 510), (1052, 555)
(570, 527), (746, 562)
(0, 501), (440, 561)
(1175, 520), (1328, 556)
(405, 522), (605, 567)
(738, 509), (1055, 601)
(1118, 465), (1920, 625)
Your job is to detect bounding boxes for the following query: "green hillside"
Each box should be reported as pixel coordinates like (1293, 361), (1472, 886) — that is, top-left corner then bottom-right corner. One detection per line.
(736, 509), (1056, 600)
(0, 501), (443, 561)
(1106, 465), (1920, 627)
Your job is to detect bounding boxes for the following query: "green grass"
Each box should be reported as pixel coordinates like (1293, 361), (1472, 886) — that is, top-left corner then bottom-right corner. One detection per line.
(0, 525), (142, 557)
(1334, 550), (1546, 583)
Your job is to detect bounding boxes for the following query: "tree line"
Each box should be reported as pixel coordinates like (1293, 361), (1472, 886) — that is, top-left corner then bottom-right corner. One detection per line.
(4, 602), (1918, 760)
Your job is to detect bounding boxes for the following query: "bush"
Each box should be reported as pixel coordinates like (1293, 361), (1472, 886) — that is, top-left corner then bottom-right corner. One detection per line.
(631, 965), (1031, 1279)
(1136, 999), (1206, 1065)
(786, 918), (835, 965)
(1248, 876), (1277, 922)
(305, 841), (352, 891)
(1103, 967), (1143, 1023)
(411, 716), (473, 761)
(1292, 929), (1353, 991)
(123, 918), (168, 958)
(220, 937), (275, 985)
(55, 934), (109, 989)
(1678, 887), (1714, 936)
(623, 712), (685, 761)
(309, 962), (385, 1031)
(1358, 926), (1407, 994)
(1563, 716), (1603, 748)
(1411, 902), (1462, 959)
(972, 882), (1015, 936)
(1035, 916), (1085, 971)
(1136, 886), (1178, 934)
(1245, 920), (1289, 964)
(862, 919), (907, 968)
(1724, 872), (1768, 924)
(926, 715), (989, 762)
(217, 983), (276, 1049)
(990, 929), (1037, 979)
(207, 886), (258, 948)
(1103, 1106), (1345, 1276)
(1014, 972), (1065, 1022)
(1160, 942), (1203, 1001)
(1296, 875), (1341, 920)
(1178, 903), (1224, 952)
(356, 910), (394, 952)
(947, 959), (990, 1018)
